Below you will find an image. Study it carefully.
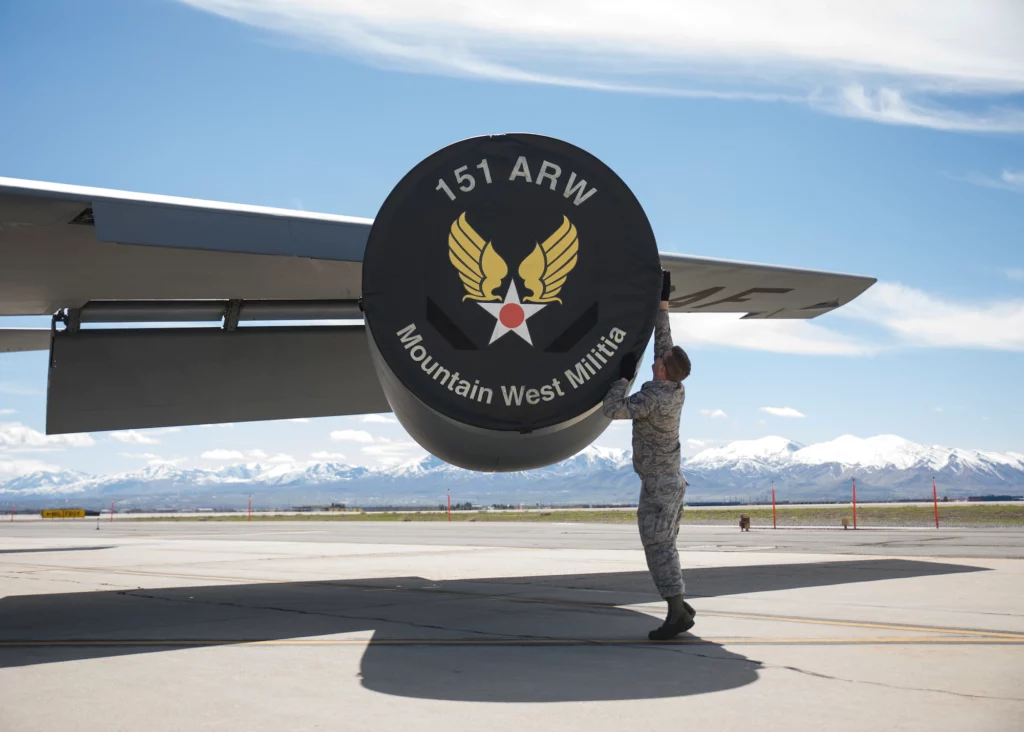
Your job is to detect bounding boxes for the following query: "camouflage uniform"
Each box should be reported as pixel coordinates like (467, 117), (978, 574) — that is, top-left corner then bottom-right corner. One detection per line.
(602, 309), (687, 598)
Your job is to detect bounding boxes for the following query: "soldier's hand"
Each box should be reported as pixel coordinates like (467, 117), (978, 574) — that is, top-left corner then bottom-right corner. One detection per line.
(619, 352), (638, 380)
(661, 269), (672, 302)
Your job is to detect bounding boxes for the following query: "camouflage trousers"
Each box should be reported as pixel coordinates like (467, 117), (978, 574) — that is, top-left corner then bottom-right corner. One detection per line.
(637, 472), (687, 598)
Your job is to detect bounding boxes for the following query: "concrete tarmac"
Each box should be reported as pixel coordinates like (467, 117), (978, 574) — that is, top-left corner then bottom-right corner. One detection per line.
(1, 520), (1022, 731)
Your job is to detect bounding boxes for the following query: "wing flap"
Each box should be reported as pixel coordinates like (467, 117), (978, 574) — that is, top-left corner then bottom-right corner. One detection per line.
(46, 326), (389, 434)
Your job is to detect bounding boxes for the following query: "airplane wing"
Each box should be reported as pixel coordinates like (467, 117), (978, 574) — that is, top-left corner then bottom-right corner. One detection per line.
(660, 253), (875, 319)
(0, 177), (874, 433)
(0, 329), (50, 353)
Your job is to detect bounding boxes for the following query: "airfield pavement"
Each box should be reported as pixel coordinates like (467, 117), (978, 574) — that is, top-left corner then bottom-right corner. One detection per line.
(1, 521), (1022, 731)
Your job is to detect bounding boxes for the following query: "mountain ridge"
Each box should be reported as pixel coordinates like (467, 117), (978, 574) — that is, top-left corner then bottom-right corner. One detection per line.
(2, 435), (1021, 509)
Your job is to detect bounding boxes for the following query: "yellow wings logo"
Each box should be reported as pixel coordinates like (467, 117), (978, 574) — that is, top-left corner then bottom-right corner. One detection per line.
(518, 215), (579, 304)
(448, 213), (579, 304)
(448, 212), (508, 302)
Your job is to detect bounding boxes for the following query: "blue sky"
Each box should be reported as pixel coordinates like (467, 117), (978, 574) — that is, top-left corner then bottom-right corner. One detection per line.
(1, 0), (1022, 477)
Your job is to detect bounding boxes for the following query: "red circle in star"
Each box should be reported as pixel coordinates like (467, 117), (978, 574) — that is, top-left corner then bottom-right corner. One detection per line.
(499, 303), (525, 328)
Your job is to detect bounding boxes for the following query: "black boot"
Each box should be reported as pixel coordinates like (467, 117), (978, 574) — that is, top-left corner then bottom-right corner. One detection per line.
(648, 594), (695, 641)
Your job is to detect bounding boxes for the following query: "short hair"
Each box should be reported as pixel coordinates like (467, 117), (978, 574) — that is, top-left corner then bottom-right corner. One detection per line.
(664, 346), (691, 383)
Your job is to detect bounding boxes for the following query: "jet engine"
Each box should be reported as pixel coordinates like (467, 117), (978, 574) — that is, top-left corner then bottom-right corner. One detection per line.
(361, 134), (661, 471)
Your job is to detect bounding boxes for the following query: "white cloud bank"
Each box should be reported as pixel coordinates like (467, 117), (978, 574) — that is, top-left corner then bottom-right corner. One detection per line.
(109, 430), (160, 445)
(201, 449), (245, 460)
(357, 414), (398, 424)
(0, 458), (60, 476)
(310, 451), (347, 461)
(842, 282), (1024, 352)
(109, 428), (181, 445)
(331, 429), (375, 443)
(674, 281), (1024, 355)
(361, 438), (427, 466)
(0, 423), (95, 450)
(201, 448), (294, 462)
(674, 313), (873, 356)
(699, 409), (728, 419)
(181, 0), (1024, 133)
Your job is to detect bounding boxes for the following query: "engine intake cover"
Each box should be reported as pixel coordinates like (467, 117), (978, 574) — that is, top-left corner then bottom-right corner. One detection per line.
(363, 134), (661, 434)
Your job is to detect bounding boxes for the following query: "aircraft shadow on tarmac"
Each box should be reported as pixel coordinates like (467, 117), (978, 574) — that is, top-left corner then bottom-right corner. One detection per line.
(0, 558), (984, 702)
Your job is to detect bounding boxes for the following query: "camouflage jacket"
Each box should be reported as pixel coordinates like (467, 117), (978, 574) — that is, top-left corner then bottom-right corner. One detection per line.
(601, 309), (685, 477)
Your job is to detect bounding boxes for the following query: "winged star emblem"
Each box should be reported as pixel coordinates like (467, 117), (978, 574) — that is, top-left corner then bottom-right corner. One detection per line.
(447, 213), (580, 345)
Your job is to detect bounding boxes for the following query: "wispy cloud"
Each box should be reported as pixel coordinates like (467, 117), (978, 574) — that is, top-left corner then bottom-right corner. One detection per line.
(699, 409), (728, 419)
(1006, 268), (1024, 282)
(947, 169), (1024, 194)
(760, 406), (806, 418)
(0, 423), (95, 450)
(0, 409), (15, 416)
(200, 422), (236, 428)
(826, 87), (1024, 133)
(331, 429), (375, 443)
(181, 0), (1024, 133)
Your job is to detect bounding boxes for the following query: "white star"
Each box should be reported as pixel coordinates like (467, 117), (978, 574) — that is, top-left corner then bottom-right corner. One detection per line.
(478, 280), (547, 345)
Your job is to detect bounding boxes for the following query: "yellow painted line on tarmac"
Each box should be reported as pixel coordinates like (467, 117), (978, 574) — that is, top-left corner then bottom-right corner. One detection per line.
(0, 561), (272, 585)
(696, 610), (1024, 640)
(3, 560), (1021, 641)
(230, 531), (327, 536)
(2, 637), (1022, 648)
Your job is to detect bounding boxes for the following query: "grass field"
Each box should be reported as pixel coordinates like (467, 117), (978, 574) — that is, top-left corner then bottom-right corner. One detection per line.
(131, 504), (1024, 527)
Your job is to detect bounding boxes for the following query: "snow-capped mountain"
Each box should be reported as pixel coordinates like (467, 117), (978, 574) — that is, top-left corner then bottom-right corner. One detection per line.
(683, 435), (1024, 501)
(1, 437), (1021, 509)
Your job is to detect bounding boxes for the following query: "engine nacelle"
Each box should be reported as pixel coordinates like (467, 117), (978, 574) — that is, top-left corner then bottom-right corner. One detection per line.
(362, 134), (661, 471)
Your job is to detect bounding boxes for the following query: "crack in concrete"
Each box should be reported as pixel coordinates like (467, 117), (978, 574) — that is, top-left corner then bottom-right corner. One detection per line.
(771, 661), (1024, 702)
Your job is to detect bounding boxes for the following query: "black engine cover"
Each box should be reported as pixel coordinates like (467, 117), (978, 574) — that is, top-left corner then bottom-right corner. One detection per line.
(362, 134), (660, 470)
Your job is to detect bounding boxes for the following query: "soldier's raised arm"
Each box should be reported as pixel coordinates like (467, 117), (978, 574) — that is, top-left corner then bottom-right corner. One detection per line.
(602, 379), (658, 420)
(653, 270), (675, 357)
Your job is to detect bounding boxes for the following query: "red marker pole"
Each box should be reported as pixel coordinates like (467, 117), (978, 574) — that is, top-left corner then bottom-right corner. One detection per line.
(248, 496), (252, 522)
(9, 504), (14, 522)
(771, 482), (777, 529)
(933, 477), (939, 529)
(110, 500), (114, 522)
(852, 478), (858, 530)
(447, 490), (451, 522)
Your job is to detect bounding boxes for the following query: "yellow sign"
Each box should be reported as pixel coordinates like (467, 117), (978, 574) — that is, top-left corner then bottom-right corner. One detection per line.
(41, 509), (86, 518)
